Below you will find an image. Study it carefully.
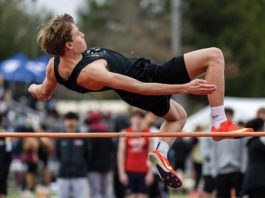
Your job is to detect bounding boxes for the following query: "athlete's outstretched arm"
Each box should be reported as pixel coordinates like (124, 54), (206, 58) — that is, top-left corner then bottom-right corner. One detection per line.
(28, 58), (57, 101)
(78, 62), (216, 96)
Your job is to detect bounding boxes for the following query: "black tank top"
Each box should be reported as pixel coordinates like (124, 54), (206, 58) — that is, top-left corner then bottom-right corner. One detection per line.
(53, 47), (170, 116)
(53, 47), (154, 93)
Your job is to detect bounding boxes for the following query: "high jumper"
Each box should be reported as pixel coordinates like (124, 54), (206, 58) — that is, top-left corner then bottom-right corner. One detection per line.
(28, 14), (253, 188)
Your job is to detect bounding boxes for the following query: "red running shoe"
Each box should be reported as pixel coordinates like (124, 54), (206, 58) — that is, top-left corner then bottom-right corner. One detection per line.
(211, 120), (253, 141)
(148, 150), (182, 188)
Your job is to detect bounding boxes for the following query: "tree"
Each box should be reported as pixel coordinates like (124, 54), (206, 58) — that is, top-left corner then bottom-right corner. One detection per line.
(183, 0), (265, 97)
(0, 0), (52, 60)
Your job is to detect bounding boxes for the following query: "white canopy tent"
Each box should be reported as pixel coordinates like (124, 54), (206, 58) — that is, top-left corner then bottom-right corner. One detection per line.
(183, 97), (265, 132)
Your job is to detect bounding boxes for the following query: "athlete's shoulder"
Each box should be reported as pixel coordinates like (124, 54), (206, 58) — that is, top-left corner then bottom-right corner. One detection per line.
(46, 57), (56, 79)
(45, 58), (54, 71)
(47, 57), (55, 65)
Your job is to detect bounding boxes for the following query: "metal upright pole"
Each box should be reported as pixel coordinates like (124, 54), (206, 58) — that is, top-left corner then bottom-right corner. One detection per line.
(171, 0), (187, 109)
(171, 0), (182, 54)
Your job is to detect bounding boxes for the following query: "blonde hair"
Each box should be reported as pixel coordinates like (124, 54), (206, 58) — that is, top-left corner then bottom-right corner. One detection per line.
(37, 14), (74, 56)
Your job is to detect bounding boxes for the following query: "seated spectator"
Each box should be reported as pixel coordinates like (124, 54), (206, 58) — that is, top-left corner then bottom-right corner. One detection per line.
(243, 118), (265, 198)
(56, 112), (89, 198)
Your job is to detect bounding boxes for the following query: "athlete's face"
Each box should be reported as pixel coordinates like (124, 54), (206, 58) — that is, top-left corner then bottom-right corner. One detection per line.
(66, 24), (87, 54)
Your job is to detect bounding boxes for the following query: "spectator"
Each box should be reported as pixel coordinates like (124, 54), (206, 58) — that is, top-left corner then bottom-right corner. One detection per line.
(142, 112), (169, 198)
(37, 124), (54, 187)
(12, 128), (24, 189)
(169, 138), (190, 194)
(117, 109), (154, 198)
(23, 127), (39, 193)
(112, 114), (130, 198)
(201, 137), (215, 198)
(190, 126), (203, 193)
(211, 108), (247, 198)
(257, 107), (265, 121)
(225, 108), (234, 121)
(86, 111), (114, 198)
(56, 112), (89, 198)
(0, 116), (12, 198)
(243, 118), (265, 198)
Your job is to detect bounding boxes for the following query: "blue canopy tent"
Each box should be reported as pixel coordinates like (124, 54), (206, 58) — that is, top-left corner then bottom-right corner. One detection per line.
(0, 54), (49, 84)
(25, 55), (49, 83)
(0, 54), (35, 83)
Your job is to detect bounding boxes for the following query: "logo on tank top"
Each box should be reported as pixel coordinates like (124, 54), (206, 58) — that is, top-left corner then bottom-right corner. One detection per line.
(86, 48), (106, 57)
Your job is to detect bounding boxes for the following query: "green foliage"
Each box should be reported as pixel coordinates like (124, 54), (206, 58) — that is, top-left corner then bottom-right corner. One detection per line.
(183, 0), (265, 97)
(0, 0), (52, 60)
(78, 0), (173, 63)
(77, 0), (175, 99)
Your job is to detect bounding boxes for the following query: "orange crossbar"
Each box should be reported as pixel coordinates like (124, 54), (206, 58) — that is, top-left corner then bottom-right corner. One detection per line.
(0, 132), (264, 138)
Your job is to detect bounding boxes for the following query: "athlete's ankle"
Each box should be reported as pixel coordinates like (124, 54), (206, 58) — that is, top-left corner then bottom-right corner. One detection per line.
(154, 141), (169, 157)
(211, 105), (227, 129)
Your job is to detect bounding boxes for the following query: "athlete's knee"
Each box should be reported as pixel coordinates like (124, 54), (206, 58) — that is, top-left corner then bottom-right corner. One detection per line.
(208, 47), (224, 67)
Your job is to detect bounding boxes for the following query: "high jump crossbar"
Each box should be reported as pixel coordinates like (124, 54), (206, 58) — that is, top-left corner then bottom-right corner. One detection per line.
(0, 132), (264, 138)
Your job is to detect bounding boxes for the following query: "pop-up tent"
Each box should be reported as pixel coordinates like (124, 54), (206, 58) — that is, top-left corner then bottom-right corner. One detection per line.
(0, 54), (34, 82)
(183, 97), (265, 132)
(25, 55), (49, 83)
(0, 54), (49, 83)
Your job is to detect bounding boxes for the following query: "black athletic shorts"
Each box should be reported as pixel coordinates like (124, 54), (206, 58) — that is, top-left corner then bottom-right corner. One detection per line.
(150, 55), (190, 116)
(203, 175), (215, 193)
(215, 172), (244, 197)
(123, 172), (150, 195)
(117, 55), (190, 117)
(26, 162), (38, 174)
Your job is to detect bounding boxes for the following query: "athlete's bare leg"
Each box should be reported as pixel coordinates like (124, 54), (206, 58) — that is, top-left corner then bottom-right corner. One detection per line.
(148, 99), (186, 188)
(149, 48), (252, 189)
(159, 99), (187, 147)
(157, 47), (224, 145)
(184, 47), (225, 107)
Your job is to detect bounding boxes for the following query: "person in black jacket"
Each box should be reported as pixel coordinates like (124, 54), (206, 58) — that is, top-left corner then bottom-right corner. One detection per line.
(86, 111), (114, 198)
(243, 118), (265, 198)
(56, 112), (89, 198)
(0, 115), (12, 198)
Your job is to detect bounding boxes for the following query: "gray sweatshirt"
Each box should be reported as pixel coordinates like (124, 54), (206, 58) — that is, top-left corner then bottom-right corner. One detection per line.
(201, 137), (214, 176)
(211, 138), (248, 177)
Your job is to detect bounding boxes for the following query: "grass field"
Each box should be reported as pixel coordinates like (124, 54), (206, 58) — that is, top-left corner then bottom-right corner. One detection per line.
(7, 194), (192, 198)
(7, 180), (197, 198)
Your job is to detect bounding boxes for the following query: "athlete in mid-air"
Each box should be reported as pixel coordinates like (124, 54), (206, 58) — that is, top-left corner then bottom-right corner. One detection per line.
(28, 14), (253, 188)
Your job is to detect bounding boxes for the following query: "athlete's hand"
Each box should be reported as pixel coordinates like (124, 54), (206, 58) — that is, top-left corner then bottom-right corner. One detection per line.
(28, 84), (51, 102)
(185, 79), (216, 95)
(119, 172), (129, 186)
(145, 172), (154, 186)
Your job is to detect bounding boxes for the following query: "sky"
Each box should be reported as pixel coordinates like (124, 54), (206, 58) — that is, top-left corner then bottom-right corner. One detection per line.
(25, 0), (86, 21)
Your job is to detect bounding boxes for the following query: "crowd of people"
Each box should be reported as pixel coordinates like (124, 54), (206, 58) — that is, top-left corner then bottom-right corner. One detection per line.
(0, 88), (265, 198)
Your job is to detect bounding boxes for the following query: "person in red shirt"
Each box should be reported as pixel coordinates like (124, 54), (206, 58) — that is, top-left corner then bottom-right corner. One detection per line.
(118, 110), (154, 198)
